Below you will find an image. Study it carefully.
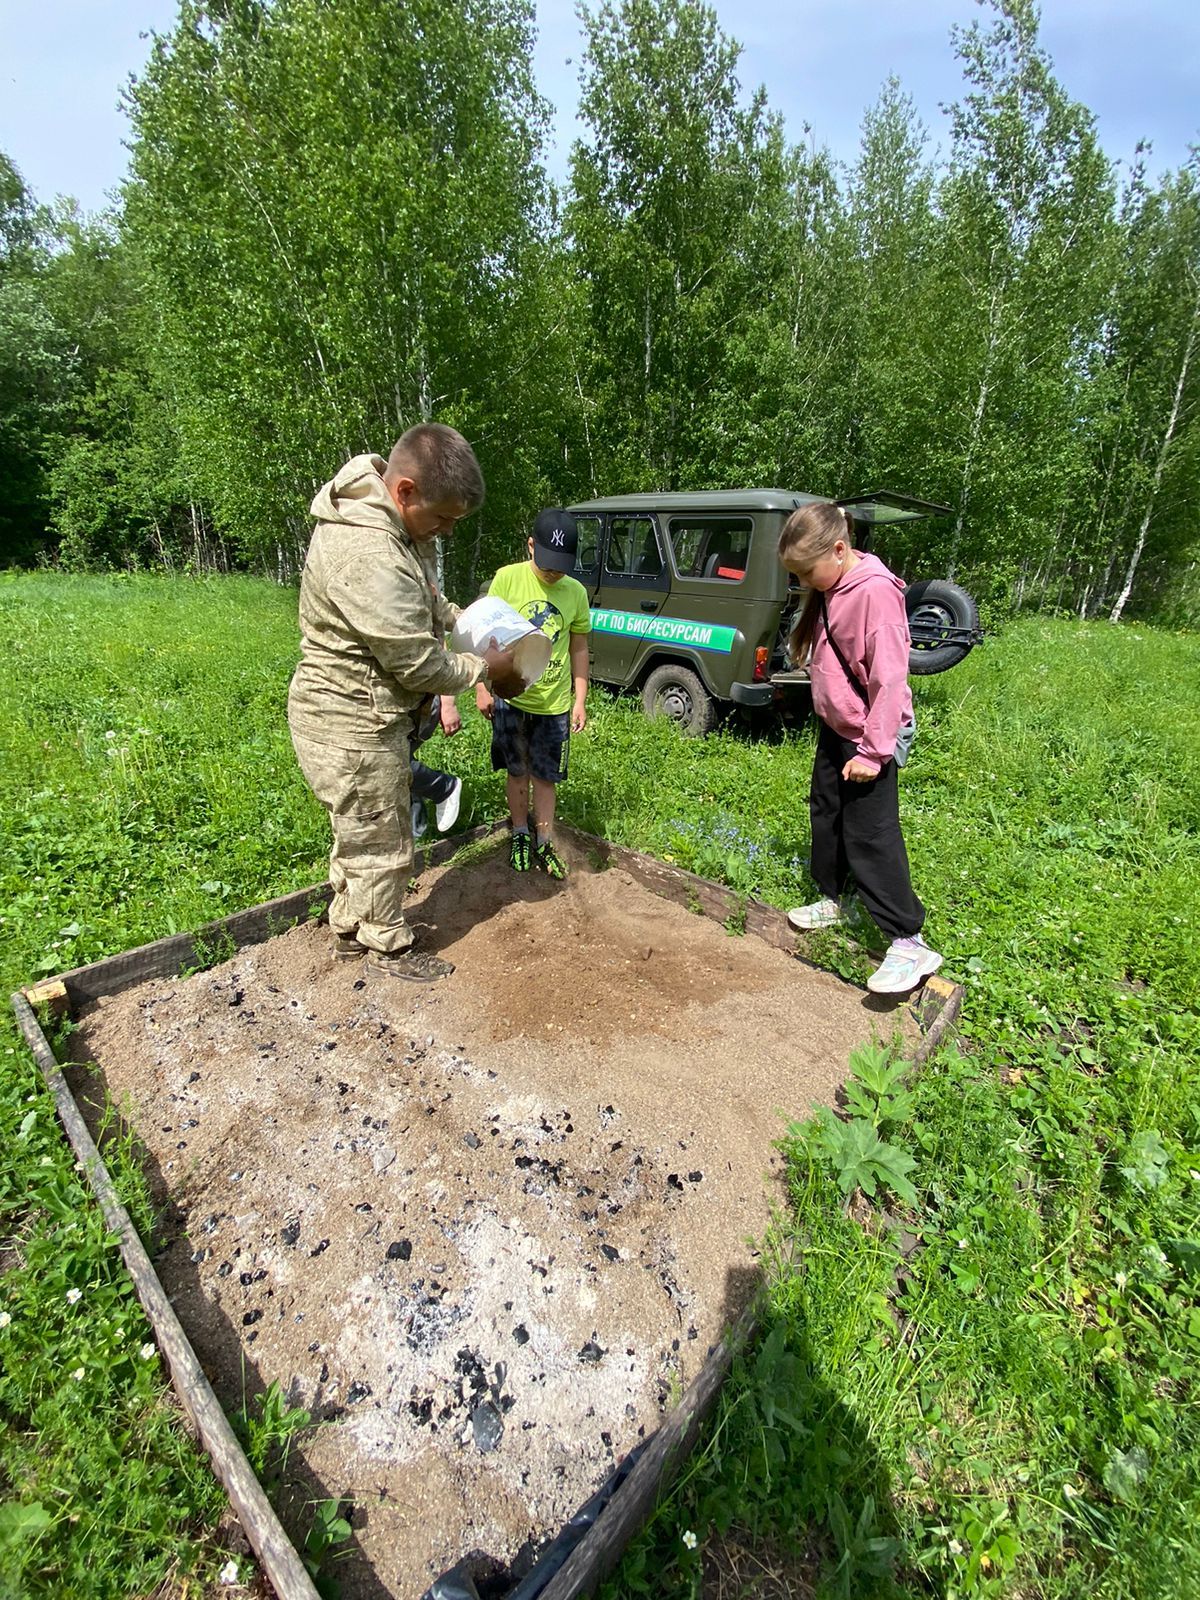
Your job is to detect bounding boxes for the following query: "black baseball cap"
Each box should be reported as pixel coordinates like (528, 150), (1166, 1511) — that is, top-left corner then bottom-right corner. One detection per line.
(531, 507), (579, 573)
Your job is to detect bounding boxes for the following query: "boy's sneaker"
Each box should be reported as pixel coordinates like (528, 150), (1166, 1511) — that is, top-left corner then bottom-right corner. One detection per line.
(535, 839), (567, 880)
(786, 898), (842, 932)
(867, 934), (943, 994)
(435, 777), (462, 833)
(510, 830), (532, 872)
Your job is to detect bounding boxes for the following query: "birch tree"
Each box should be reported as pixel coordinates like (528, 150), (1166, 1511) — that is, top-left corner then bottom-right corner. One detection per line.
(123, 0), (563, 578)
(1102, 155), (1200, 621)
(567, 0), (773, 489)
(932, 0), (1115, 599)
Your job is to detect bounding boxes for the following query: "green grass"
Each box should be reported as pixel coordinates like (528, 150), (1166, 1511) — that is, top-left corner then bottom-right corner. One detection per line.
(1, 573), (1198, 1597)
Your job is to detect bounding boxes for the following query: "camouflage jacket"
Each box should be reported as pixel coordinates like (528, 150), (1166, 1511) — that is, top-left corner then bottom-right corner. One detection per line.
(287, 454), (486, 750)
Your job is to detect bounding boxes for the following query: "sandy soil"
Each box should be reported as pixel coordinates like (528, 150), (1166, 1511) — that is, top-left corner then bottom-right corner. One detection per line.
(72, 834), (918, 1600)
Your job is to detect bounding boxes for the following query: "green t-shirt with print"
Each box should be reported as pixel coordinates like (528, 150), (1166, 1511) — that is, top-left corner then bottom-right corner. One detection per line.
(488, 561), (591, 716)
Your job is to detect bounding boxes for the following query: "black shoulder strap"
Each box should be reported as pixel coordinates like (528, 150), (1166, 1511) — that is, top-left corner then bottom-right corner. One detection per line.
(819, 594), (869, 704)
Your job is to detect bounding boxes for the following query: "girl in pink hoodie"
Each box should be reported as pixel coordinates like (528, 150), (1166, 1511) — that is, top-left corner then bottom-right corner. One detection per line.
(778, 502), (942, 994)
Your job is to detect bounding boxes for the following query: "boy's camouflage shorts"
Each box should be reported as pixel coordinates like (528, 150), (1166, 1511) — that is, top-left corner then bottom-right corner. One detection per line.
(489, 701), (570, 783)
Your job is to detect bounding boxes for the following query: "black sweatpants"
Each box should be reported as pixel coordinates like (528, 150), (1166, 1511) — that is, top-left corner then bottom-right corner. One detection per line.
(809, 720), (924, 941)
(410, 694), (456, 804)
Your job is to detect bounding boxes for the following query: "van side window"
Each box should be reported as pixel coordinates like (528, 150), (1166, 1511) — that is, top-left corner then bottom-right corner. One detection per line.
(605, 517), (662, 578)
(668, 517), (752, 581)
(574, 516), (600, 578)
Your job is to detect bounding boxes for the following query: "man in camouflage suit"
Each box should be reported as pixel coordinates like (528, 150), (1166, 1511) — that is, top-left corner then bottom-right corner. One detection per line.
(288, 424), (522, 982)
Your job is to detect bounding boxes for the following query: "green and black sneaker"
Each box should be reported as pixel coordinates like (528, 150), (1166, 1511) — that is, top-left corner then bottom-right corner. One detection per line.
(510, 830), (532, 872)
(535, 838), (568, 880)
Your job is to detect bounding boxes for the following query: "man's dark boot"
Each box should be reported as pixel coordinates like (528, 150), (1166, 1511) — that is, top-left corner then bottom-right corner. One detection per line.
(369, 949), (454, 982)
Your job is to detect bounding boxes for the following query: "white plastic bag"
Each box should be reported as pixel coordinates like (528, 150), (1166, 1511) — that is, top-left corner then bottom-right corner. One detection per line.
(451, 596), (552, 688)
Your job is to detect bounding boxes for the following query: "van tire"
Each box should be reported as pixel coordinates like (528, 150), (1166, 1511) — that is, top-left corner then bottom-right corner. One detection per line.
(905, 579), (979, 675)
(642, 664), (719, 736)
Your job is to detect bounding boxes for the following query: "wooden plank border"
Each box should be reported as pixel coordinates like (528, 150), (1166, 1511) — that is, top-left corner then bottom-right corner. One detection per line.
(18, 825), (962, 1600)
(535, 1303), (759, 1600)
(9, 989), (322, 1600)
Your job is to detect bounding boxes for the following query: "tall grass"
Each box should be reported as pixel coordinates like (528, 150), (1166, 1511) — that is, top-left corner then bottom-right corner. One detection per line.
(1, 573), (1197, 1597)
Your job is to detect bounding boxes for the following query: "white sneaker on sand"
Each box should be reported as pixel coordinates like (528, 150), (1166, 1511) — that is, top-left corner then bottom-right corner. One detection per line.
(867, 934), (943, 994)
(435, 777), (462, 833)
(787, 898), (843, 931)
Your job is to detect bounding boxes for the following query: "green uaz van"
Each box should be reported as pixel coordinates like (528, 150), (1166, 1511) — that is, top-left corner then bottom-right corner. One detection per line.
(567, 489), (981, 734)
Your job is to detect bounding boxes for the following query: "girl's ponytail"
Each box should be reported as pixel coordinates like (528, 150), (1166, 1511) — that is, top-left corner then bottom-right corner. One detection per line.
(778, 504), (854, 665)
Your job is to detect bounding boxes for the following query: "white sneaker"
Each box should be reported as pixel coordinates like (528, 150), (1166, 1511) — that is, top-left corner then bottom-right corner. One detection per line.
(787, 898), (843, 931)
(435, 777), (462, 833)
(867, 935), (943, 994)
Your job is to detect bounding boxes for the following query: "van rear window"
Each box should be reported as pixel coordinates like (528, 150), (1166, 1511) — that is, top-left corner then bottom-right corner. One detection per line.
(667, 517), (752, 582)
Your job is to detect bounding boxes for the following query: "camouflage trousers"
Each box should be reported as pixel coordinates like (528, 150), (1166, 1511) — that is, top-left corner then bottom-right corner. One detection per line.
(290, 732), (415, 954)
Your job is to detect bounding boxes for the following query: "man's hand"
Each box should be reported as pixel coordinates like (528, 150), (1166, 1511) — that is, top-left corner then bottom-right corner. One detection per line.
(439, 696), (462, 738)
(475, 682), (495, 721)
(481, 638), (524, 700)
(571, 699), (587, 734)
(842, 757), (877, 783)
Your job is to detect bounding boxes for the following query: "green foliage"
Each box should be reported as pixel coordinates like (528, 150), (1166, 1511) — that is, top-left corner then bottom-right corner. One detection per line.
(0, 573), (320, 1595)
(303, 1498), (354, 1599)
(121, 0), (572, 585)
(5, 576), (1198, 1596)
(234, 1380), (311, 1482)
(804, 1108), (920, 1207)
(5, 0), (1200, 624)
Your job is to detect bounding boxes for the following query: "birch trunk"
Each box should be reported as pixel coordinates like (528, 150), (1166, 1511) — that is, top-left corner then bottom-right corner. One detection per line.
(1110, 278), (1199, 622)
(948, 275), (1005, 580)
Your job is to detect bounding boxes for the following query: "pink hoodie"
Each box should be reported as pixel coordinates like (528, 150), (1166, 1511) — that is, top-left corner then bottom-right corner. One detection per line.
(809, 552), (913, 776)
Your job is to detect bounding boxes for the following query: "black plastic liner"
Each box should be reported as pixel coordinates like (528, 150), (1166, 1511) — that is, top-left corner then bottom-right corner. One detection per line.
(424, 1438), (649, 1600)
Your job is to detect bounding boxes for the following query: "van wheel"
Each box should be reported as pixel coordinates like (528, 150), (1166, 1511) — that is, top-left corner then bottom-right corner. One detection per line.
(905, 579), (980, 675)
(642, 664), (719, 736)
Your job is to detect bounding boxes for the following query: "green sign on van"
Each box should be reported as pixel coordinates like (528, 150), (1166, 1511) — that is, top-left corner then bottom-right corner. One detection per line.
(591, 608), (736, 654)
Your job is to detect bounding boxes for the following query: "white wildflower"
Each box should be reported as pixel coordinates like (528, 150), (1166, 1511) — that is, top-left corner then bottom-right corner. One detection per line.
(1063, 1482), (1079, 1499)
(65, 1287), (82, 1304)
(140, 1342), (157, 1361)
(1114, 1272), (1128, 1292)
(0, 1311), (11, 1328)
(948, 1538), (964, 1556)
(71, 1367), (85, 1381)
(681, 1530), (698, 1551)
(104, 730), (116, 740)
(957, 1238), (968, 1250)
(219, 1559), (240, 1585)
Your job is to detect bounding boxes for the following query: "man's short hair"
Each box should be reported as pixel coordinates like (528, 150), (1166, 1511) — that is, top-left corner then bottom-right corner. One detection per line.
(384, 424), (485, 510)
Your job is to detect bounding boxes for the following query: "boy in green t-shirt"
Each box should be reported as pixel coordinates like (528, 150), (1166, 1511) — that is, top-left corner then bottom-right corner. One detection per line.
(475, 508), (591, 878)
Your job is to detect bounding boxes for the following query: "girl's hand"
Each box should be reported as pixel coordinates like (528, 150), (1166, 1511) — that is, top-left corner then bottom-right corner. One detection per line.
(842, 757), (877, 783)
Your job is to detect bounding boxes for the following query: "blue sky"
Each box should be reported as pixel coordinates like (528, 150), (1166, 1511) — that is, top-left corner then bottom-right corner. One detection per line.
(1, 0), (1196, 214)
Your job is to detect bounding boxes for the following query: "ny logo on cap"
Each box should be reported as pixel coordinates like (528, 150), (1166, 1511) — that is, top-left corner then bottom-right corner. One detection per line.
(550, 529), (565, 546)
